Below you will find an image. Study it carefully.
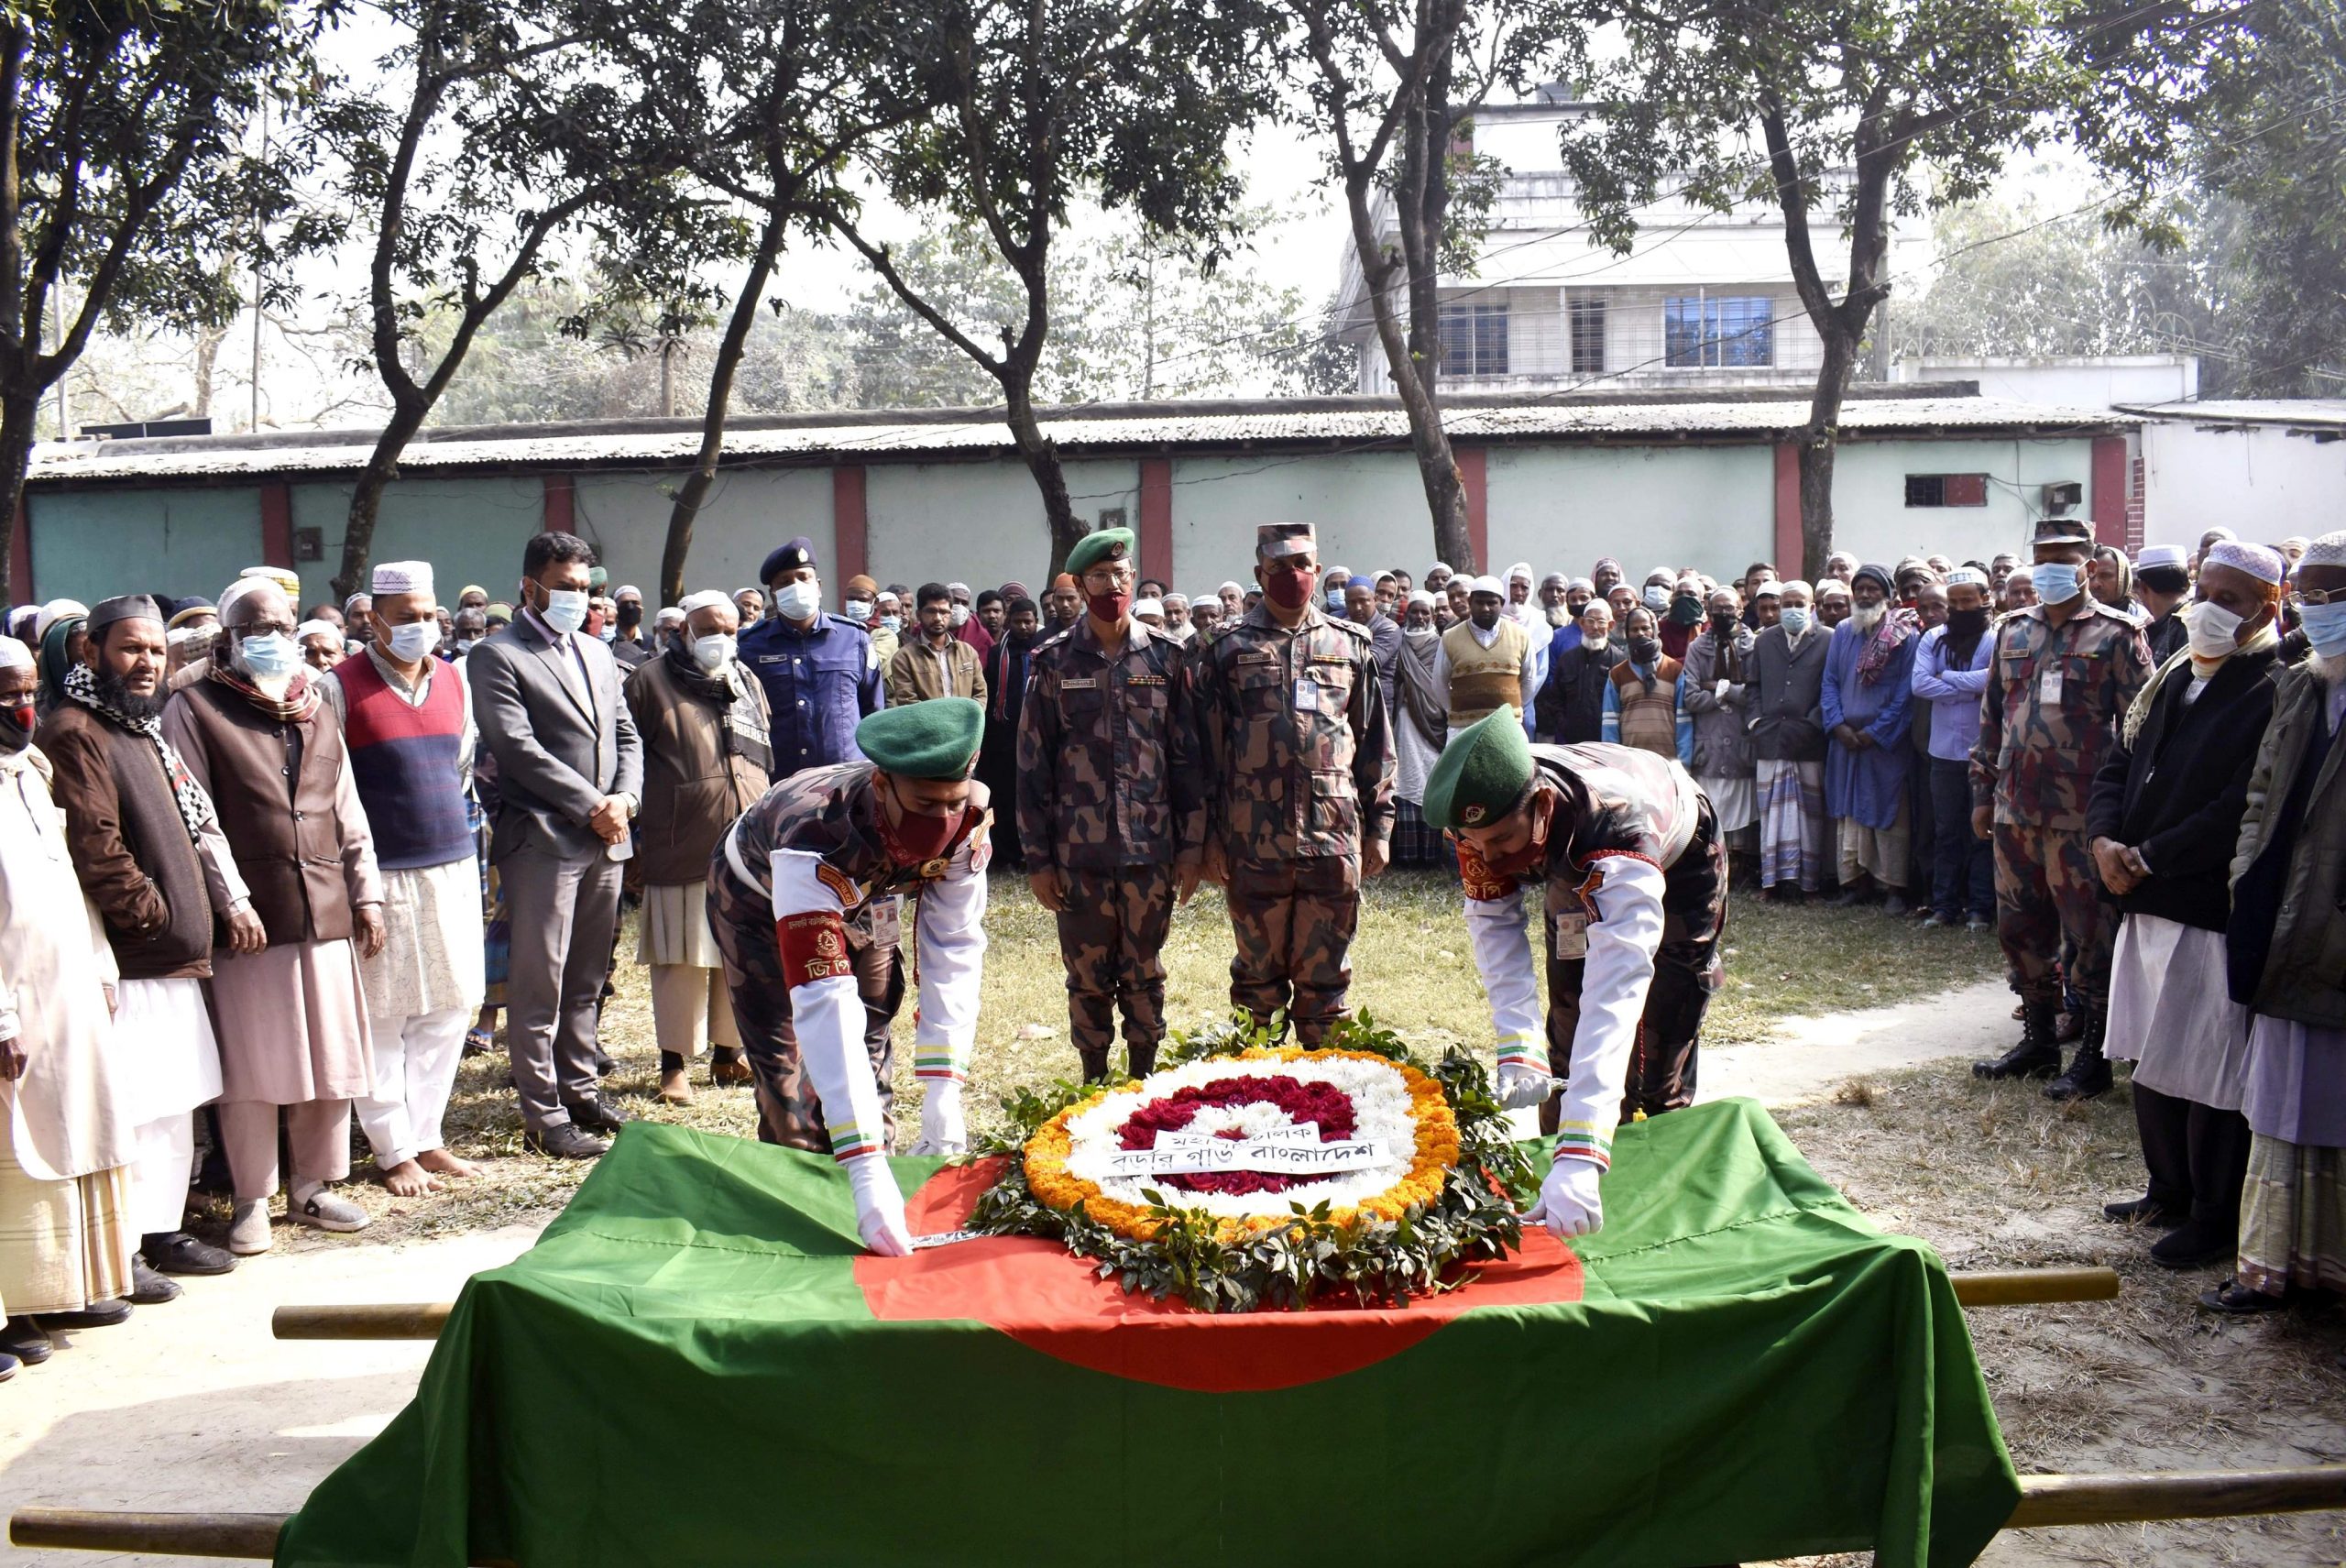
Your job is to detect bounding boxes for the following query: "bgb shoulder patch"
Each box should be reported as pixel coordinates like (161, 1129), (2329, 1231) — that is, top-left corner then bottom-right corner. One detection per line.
(777, 910), (853, 989)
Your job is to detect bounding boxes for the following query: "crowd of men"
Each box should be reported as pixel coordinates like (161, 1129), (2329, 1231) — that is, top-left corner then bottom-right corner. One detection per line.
(0, 510), (2337, 1373)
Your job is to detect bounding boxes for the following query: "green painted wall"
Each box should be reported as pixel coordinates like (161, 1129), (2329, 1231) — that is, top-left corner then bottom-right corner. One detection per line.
(27, 487), (265, 607)
(288, 477), (545, 611)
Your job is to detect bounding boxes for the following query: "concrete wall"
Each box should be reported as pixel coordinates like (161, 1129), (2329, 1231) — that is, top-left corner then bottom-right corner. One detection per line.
(28, 487), (264, 606)
(574, 467), (834, 602)
(2141, 422), (2346, 545)
(1828, 438), (2098, 565)
(866, 459), (1136, 598)
(289, 477), (545, 611)
(1895, 356), (2198, 411)
(1162, 452), (1428, 591)
(1485, 444), (1775, 580)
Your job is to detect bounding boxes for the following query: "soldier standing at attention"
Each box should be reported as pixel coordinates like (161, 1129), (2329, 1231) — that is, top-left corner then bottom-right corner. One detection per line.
(1191, 522), (1395, 1043)
(1971, 516), (2154, 1100)
(1017, 528), (1206, 1081)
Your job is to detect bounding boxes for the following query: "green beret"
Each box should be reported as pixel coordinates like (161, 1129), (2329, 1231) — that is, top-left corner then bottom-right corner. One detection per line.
(1066, 528), (1135, 578)
(857, 698), (984, 781)
(1421, 709), (1535, 831)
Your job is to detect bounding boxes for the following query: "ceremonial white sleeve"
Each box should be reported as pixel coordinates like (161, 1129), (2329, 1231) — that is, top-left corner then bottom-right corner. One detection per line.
(770, 850), (887, 1162)
(1464, 885), (1544, 1080)
(913, 861), (988, 1083)
(1551, 853), (1668, 1170)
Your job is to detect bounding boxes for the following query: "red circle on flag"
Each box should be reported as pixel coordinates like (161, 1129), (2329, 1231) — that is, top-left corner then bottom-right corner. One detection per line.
(852, 1160), (1585, 1393)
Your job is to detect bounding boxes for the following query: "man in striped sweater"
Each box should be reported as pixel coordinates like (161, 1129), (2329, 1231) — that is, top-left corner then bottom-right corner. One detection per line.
(318, 562), (485, 1198)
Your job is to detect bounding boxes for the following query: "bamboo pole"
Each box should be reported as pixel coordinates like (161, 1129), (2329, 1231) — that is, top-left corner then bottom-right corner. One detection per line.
(268, 1266), (2125, 1342)
(2010, 1465), (2346, 1528)
(16, 1467), (2346, 1559)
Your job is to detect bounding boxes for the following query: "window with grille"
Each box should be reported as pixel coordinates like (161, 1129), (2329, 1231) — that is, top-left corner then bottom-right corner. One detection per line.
(1664, 292), (1774, 367)
(1438, 303), (1508, 377)
(1903, 474), (1990, 508)
(1567, 295), (1606, 374)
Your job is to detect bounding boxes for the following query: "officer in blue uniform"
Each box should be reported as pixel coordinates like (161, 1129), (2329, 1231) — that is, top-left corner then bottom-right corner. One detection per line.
(737, 536), (885, 779)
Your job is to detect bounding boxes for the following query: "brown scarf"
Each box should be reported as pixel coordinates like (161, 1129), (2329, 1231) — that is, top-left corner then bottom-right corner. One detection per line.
(208, 658), (320, 724)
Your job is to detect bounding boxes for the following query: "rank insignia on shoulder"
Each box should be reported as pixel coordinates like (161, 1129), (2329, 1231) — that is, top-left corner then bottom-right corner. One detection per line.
(814, 862), (861, 906)
(1127, 673), (1166, 685)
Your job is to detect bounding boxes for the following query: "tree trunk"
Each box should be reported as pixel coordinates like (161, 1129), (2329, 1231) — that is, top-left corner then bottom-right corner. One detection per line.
(1003, 383), (1080, 580)
(0, 389), (38, 603)
(1797, 326), (1858, 581)
(334, 398), (429, 600)
(663, 222), (782, 608)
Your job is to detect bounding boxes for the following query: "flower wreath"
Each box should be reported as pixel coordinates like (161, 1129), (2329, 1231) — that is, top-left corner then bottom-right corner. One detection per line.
(967, 1014), (1534, 1313)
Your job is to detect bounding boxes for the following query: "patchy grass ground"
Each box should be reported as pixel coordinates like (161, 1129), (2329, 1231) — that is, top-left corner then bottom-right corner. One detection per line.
(214, 867), (1997, 1243)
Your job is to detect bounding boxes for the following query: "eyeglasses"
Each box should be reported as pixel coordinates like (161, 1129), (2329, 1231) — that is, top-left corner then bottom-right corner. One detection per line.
(1081, 567), (1135, 590)
(2294, 585), (2341, 607)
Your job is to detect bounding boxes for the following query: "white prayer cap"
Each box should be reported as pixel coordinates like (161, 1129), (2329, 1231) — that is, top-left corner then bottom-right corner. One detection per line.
(2135, 543), (2188, 571)
(1567, 577), (1594, 594)
(166, 626), (199, 647)
(372, 560), (433, 596)
(615, 584), (642, 601)
(1406, 589), (1436, 609)
(1468, 575), (1505, 598)
(1426, 563), (1452, 579)
(653, 606), (685, 629)
(217, 576), (277, 624)
(2205, 541), (2286, 586)
(2297, 531), (2346, 570)
(1506, 560), (1533, 584)
(1218, 580), (1244, 596)
(239, 565), (301, 594)
(1945, 567), (1989, 588)
(33, 598), (87, 641)
(0, 635), (31, 671)
(342, 592), (370, 614)
(1132, 598), (1164, 619)
(295, 620), (339, 642)
(677, 590), (732, 616)
(1777, 579), (1814, 599)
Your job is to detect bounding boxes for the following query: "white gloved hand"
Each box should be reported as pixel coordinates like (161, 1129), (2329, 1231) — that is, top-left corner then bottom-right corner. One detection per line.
(909, 1079), (968, 1157)
(1525, 1157), (1605, 1242)
(1495, 1060), (1554, 1111)
(845, 1156), (914, 1256)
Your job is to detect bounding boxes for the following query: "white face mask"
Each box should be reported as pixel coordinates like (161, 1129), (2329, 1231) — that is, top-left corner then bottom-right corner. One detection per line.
(539, 587), (589, 635)
(386, 620), (440, 662)
(843, 598), (872, 621)
(2183, 597), (2246, 661)
(772, 579), (821, 623)
(949, 603), (971, 627)
(692, 633), (736, 673)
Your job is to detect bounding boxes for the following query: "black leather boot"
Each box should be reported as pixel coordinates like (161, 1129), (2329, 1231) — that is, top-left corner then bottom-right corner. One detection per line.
(2045, 1008), (2113, 1102)
(1973, 999), (2061, 1080)
(1077, 1047), (1112, 1083)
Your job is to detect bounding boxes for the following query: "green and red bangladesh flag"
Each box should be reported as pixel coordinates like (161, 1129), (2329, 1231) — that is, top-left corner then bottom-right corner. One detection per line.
(277, 1099), (2019, 1568)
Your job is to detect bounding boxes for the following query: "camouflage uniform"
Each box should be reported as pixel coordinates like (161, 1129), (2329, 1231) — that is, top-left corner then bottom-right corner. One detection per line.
(1457, 744), (1727, 1149)
(707, 761), (990, 1154)
(1015, 617), (1205, 1079)
(1970, 593), (2151, 1087)
(1191, 601), (1396, 1042)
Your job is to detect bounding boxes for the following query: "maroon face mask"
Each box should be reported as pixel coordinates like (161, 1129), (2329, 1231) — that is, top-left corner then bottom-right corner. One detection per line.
(1085, 589), (1131, 623)
(1482, 792), (1555, 878)
(879, 783), (965, 865)
(1264, 565), (1315, 609)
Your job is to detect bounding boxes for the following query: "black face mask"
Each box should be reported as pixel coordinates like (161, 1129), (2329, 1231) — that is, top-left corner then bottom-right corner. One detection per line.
(1947, 607), (1990, 637)
(1628, 636), (1662, 664)
(1668, 594), (1705, 628)
(1709, 610), (1738, 635)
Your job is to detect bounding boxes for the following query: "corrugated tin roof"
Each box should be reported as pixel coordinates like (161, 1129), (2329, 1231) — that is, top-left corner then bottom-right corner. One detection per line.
(2119, 399), (2346, 430)
(27, 393), (2131, 488)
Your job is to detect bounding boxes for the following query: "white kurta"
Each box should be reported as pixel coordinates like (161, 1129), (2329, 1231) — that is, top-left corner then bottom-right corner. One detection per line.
(2105, 912), (2253, 1110)
(362, 856), (487, 1021)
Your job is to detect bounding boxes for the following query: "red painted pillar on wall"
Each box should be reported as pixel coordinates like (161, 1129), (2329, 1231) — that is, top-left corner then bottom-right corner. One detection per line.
(1137, 456), (1173, 587)
(1772, 443), (1803, 576)
(833, 466), (868, 587)
(2089, 435), (2127, 549)
(259, 483), (294, 568)
(1456, 447), (1488, 573)
(543, 473), (575, 533)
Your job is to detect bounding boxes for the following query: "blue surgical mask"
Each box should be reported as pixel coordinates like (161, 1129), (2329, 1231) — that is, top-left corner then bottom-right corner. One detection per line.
(2300, 598), (2346, 658)
(2030, 562), (2082, 606)
(879, 615), (902, 634)
(843, 598), (872, 621)
(1777, 607), (1811, 636)
(539, 587), (589, 635)
(1326, 591), (1345, 611)
(386, 620), (440, 662)
(237, 631), (300, 681)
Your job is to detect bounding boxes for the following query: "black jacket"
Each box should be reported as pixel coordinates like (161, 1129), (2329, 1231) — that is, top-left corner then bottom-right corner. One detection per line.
(2086, 645), (2281, 931)
(1537, 638), (1621, 745)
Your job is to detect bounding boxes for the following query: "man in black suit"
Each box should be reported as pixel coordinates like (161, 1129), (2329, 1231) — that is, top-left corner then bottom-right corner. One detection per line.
(469, 532), (645, 1157)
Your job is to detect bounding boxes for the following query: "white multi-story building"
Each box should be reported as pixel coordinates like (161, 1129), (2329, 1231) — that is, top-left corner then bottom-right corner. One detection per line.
(1332, 96), (1931, 395)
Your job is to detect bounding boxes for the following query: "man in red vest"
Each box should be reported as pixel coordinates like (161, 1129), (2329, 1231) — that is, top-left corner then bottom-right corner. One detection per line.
(318, 563), (485, 1199)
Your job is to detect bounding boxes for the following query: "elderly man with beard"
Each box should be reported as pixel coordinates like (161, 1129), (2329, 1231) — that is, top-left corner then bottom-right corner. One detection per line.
(163, 578), (385, 1253)
(39, 598), (241, 1287)
(2204, 532), (2346, 1313)
(1434, 576), (1538, 742)
(2088, 542), (2287, 1271)
(0, 633), (140, 1367)
(625, 590), (773, 1104)
(1428, 711), (1727, 1239)
(316, 564), (488, 1196)
(1821, 565), (1920, 914)
(1537, 600), (1621, 746)
(1748, 581), (1832, 899)
(1683, 586), (1758, 883)
(1599, 606), (1693, 762)
(1387, 590), (1449, 866)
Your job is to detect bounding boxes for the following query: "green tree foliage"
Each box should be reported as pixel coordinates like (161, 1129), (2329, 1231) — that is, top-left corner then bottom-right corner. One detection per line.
(0, 0), (325, 601)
